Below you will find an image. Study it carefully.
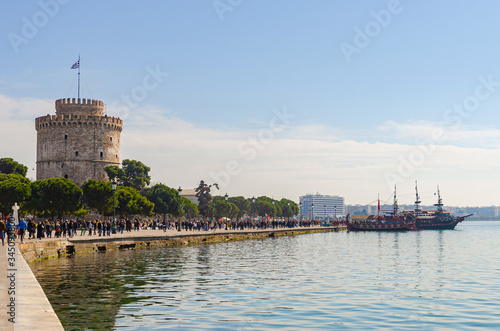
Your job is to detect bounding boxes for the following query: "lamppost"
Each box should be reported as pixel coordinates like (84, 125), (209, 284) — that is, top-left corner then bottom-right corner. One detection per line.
(311, 202), (314, 223)
(112, 181), (117, 232)
(299, 201), (302, 221)
(334, 206), (337, 220)
(252, 196), (255, 219)
(178, 186), (182, 232)
(272, 200), (275, 229)
(225, 193), (229, 230)
(324, 204), (326, 223)
(287, 202), (290, 224)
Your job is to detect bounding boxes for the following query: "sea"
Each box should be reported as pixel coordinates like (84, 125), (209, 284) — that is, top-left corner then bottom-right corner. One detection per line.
(30, 221), (500, 330)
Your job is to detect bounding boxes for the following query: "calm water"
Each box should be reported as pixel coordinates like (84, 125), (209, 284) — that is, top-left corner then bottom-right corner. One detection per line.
(31, 221), (500, 330)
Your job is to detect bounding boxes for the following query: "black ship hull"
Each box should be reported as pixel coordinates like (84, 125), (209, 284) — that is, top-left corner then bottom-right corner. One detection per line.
(415, 219), (461, 230)
(413, 215), (469, 230)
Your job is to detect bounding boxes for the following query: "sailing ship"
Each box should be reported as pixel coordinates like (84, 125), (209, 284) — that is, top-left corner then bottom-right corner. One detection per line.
(407, 183), (472, 230)
(346, 187), (415, 232)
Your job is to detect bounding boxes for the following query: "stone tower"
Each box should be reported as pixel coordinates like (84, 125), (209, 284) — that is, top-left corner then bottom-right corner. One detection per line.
(35, 98), (123, 186)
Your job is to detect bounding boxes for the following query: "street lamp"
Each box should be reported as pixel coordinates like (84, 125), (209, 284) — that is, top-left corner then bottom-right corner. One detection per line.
(225, 193), (229, 230)
(287, 202), (290, 223)
(311, 202), (314, 222)
(324, 204), (326, 222)
(178, 186), (182, 232)
(252, 196), (255, 219)
(112, 181), (117, 219)
(299, 202), (302, 221)
(334, 206), (337, 220)
(112, 181), (117, 232)
(272, 200), (275, 229)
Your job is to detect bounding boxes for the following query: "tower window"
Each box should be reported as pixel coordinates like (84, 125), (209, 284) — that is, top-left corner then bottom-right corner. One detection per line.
(110, 137), (113, 142)
(116, 154), (118, 159)
(100, 152), (103, 158)
(61, 163), (64, 168)
(64, 175), (68, 179)
(64, 134), (68, 140)
(75, 151), (79, 157)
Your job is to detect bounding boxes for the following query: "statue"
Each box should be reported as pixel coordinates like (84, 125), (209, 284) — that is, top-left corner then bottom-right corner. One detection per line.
(12, 202), (19, 226)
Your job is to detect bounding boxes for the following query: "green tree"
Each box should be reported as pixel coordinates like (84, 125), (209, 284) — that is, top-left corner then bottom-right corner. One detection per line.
(0, 158), (28, 177)
(25, 178), (82, 219)
(209, 199), (239, 220)
(144, 183), (179, 219)
(81, 180), (113, 220)
(0, 173), (31, 219)
(104, 165), (124, 182)
(228, 196), (250, 219)
(121, 159), (151, 189)
(181, 197), (199, 219)
(104, 159), (151, 190)
(279, 198), (299, 218)
(72, 207), (90, 219)
(255, 196), (277, 217)
(115, 186), (154, 218)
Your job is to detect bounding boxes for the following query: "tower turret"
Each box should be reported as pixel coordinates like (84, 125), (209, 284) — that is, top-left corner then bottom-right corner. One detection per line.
(35, 97), (122, 186)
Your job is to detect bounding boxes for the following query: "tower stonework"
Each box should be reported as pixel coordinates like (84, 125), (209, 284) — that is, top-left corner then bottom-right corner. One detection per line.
(35, 98), (123, 186)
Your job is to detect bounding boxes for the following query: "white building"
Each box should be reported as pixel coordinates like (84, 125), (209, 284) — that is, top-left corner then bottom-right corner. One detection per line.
(299, 194), (345, 219)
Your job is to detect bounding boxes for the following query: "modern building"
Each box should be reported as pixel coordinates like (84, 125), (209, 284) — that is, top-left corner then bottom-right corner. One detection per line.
(299, 193), (345, 219)
(35, 98), (123, 186)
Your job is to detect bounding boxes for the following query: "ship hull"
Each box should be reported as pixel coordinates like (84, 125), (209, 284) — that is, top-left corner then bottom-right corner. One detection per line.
(415, 220), (461, 230)
(411, 214), (467, 230)
(347, 224), (412, 232)
(346, 216), (414, 232)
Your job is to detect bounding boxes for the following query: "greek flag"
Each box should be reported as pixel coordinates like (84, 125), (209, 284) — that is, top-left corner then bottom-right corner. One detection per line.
(71, 60), (79, 69)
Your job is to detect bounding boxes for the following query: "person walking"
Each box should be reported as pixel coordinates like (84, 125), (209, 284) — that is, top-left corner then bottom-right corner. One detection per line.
(0, 219), (6, 245)
(16, 218), (28, 244)
(88, 221), (93, 236)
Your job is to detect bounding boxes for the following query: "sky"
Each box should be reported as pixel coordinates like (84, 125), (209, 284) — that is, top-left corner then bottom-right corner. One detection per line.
(1, 0), (500, 207)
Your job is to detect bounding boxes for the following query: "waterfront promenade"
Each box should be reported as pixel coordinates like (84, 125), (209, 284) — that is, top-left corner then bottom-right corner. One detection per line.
(1, 224), (343, 329)
(0, 240), (64, 330)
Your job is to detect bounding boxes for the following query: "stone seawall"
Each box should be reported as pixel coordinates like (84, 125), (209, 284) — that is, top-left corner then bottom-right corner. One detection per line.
(19, 227), (343, 262)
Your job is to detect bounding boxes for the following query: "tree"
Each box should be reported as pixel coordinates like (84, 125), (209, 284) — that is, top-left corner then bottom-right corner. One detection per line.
(144, 183), (179, 219)
(81, 180), (113, 220)
(228, 196), (250, 219)
(181, 197), (199, 219)
(72, 207), (90, 220)
(115, 186), (154, 218)
(105, 159), (151, 190)
(255, 200), (274, 217)
(195, 180), (219, 219)
(209, 199), (239, 220)
(0, 173), (31, 219)
(279, 198), (299, 218)
(0, 158), (28, 177)
(25, 178), (82, 219)
(104, 165), (124, 183)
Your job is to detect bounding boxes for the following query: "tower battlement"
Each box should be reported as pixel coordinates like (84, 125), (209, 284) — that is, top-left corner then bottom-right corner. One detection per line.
(35, 114), (123, 131)
(55, 98), (104, 116)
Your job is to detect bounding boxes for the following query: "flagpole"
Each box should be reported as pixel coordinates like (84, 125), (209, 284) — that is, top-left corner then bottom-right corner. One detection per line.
(78, 54), (80, 99)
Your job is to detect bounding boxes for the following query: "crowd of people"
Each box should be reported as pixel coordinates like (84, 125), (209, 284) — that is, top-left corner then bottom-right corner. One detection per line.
(0, 217), (345, 243)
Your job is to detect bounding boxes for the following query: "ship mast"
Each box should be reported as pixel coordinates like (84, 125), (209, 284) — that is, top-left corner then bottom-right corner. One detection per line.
(434, 185), (443, 212)
(393, 185), (398, 216)
(415, 180), (421, 215)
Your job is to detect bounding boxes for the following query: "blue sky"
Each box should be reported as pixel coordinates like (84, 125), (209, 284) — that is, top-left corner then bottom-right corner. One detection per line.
(1, 0), (500, 207)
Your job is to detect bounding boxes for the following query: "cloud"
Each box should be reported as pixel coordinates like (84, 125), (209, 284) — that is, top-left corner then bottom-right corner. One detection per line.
(378, 119), (500, 148)
(1, 94), (500, 206)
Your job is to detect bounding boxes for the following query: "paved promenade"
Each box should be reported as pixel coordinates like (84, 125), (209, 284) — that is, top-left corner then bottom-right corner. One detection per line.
(0, 240), (64, 330)
(0, 225), (342, 329)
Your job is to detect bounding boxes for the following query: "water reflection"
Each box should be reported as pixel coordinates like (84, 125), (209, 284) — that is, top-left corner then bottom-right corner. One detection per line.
(31, 222), (500, 330)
